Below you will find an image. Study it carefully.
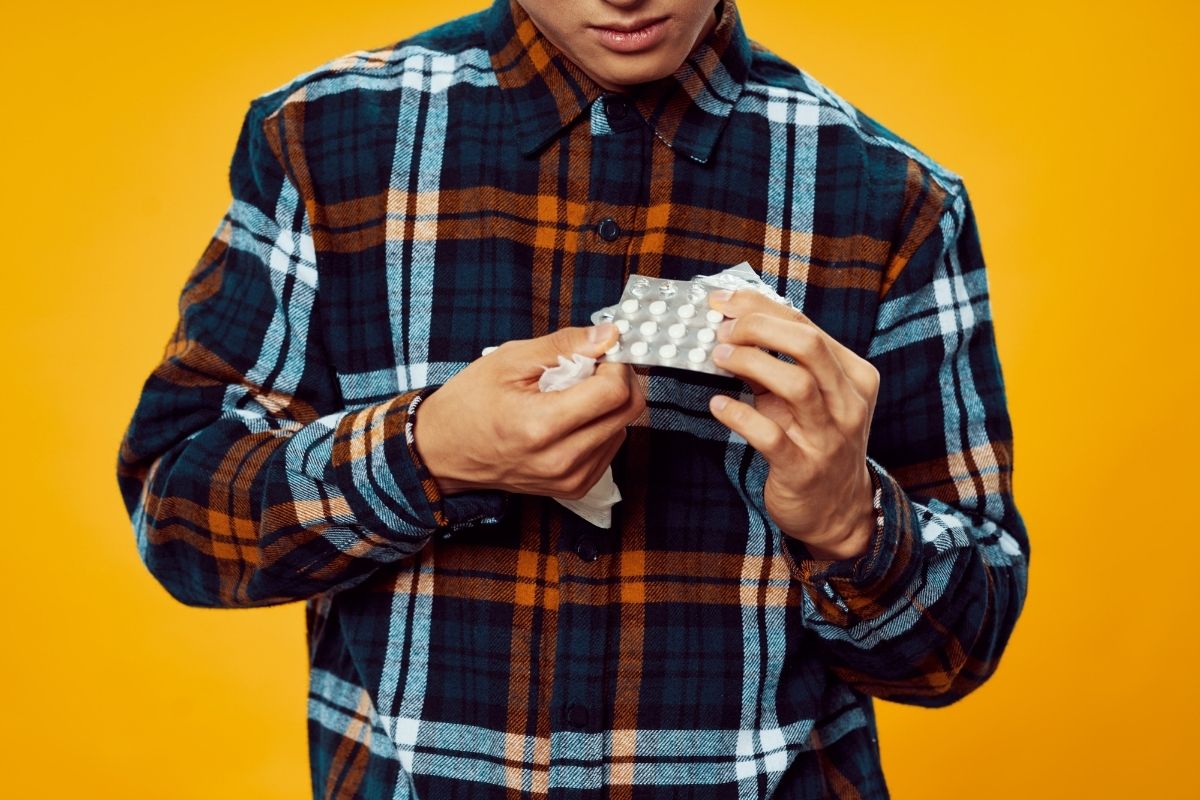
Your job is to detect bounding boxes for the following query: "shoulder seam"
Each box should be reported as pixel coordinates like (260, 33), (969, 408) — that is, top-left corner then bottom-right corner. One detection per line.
(247, 13), (490, 117)
(745, 46), (964, 194)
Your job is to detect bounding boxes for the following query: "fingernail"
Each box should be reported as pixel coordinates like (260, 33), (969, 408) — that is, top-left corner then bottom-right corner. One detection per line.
(711, 395), (729, 412)
(718, 318), (736, 338)
(710, 290), (733, 304)
(713, 344), (734, 361)
(588, 323), (614, 343)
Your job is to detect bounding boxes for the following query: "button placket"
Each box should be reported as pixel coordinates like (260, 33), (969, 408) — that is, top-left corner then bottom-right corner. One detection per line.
(545, 87), (649, 779)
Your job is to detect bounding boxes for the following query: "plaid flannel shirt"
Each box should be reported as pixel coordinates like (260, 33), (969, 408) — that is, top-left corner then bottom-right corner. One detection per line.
(116, 0), (1029, 796)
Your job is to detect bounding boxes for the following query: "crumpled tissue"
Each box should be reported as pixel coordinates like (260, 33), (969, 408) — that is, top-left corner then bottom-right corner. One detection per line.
(538, 353), (622, 529)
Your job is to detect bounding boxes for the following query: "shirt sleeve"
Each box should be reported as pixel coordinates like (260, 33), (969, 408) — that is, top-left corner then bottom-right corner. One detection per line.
(115, 98), (507, 609)
(779, 180), (1030, 706)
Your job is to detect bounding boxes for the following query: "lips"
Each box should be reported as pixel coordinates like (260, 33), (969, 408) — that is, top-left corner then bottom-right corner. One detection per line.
(597, 16), (667, 34)
(590, 17), (670, 54)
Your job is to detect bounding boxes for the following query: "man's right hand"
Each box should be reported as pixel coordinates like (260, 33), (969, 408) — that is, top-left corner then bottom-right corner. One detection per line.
(413, 324), (645, 500)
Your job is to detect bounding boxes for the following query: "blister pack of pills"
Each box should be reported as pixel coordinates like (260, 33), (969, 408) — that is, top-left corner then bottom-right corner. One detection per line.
(590, 274), (734, 377)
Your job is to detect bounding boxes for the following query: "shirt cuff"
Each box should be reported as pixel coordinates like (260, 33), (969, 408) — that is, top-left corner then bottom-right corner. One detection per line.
(331, 387), (507, 543)
(406, 386), (509, 535)
(779, 455), (924, 627)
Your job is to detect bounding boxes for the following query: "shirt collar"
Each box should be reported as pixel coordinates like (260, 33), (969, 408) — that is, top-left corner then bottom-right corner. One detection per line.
(484, 0), (752, 164)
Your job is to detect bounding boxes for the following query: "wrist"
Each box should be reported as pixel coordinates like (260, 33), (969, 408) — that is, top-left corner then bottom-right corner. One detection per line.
(783, 463), (875, 561)
(411, 389), (479, 495)
(796, 509), (873, 561)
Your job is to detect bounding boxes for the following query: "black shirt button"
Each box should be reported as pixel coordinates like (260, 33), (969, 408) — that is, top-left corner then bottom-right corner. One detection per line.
(605, 98), (629, 121)
(575, 537), (598, 562)
(597, 217), (620, 242)
(565, 703), (589, 730)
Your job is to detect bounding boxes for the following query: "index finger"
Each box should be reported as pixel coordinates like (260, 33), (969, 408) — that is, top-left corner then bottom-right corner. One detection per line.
(717, 313), (855, 422)
(709, 289), (877, 397)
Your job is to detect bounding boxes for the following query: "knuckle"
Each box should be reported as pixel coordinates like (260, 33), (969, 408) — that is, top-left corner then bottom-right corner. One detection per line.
(600, 375), (631, 407)
(864, 362), (881, 390)
(496, 338), (526, 358)
(763, 425), (788, 455)
(791, 372), (817, 400)
(748, 311), (781, 337)
(574, 468), (600, 496)
(548, 327), (577, 354)
(561, 486), (588, 501)
(737, 312), (763, 337)
(735, 290), (766, 311)
(523, 419), (554, 449)
(557, 468), (593, 499)
(562, 482), (591, 501)
(845, 399), (868, 428)
(792, 326), (820, 358)
(630, 391), (648, 418)
(536, 450), (574, 481)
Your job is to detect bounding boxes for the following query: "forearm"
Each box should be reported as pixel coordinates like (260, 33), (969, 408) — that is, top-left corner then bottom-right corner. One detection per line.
(783, 455), (1028, 705)
(120, 388), (497, 607)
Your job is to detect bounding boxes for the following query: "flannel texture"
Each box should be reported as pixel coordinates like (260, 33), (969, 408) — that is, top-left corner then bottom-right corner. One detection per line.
(116, 0), (1029, 797)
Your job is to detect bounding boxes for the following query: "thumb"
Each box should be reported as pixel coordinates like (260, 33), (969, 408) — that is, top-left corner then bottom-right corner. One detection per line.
(544, 323), (619, 362)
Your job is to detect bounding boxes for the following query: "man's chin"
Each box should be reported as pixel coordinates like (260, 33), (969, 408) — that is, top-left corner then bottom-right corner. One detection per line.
(590, 55), (684, 91)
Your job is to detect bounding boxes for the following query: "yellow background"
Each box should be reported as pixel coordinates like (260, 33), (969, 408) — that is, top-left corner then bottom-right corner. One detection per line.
(2, 0), (1195, 796)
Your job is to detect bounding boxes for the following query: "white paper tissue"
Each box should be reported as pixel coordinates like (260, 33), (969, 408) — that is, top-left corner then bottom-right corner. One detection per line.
(538, 353), (623, 529)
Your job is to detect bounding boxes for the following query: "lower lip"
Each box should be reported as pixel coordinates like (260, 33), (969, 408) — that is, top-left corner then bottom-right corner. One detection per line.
(591, 19), (669, 54)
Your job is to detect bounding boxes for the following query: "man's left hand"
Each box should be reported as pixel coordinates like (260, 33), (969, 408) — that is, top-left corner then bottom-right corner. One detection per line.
(706, 289), (881, 561)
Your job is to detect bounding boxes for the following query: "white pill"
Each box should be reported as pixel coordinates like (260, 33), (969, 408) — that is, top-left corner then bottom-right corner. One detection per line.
(630, 341), (650, 357)
(605, 342), (621, 356)
(615, 319), (631, 334)
(677, 303), (696, 319)
(696, 327), (716, 344)
(639, 320), (658, 337)
(648, 299), (668, 316)
(621, 298), (640, 314)
(688, 347), (707, 364)
(481, 346), (499, 356)
(705, 309), (724, 325)
(658, 343), (678, 359)
(667, 322), (687, 340)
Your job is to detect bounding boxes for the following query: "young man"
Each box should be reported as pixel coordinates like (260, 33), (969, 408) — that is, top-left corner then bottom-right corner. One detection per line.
(116, 0), (1029, 796)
